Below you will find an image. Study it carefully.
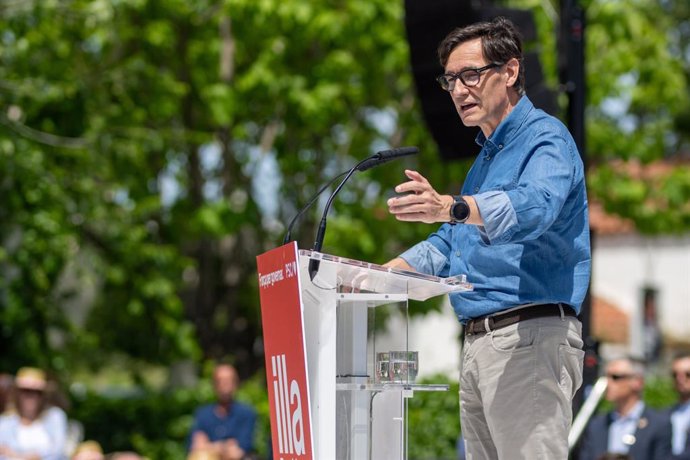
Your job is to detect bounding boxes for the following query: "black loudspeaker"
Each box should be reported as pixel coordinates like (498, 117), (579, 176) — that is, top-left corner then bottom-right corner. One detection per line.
(404, 1), (558, 160)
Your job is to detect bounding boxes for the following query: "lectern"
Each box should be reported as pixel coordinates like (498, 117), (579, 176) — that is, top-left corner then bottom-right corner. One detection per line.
(256, 242), (472, 460)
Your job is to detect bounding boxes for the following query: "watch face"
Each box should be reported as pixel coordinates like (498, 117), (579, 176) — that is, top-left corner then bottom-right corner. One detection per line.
(452, 199), (470, 222)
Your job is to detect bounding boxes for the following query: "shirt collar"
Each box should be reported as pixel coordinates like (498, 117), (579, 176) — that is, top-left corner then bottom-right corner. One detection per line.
(613, 401), (645, 422)
(676, 400), (690, 414)
(475, 95), (533, 151)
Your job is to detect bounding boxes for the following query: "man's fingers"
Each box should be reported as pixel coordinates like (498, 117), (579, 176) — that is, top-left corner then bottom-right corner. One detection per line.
(389, 199), (434, 218)
(388, 191), (427, 207)
(394, 181), (427, 195)
(404, 169), (430, 185)
(394, 212), (433, 223)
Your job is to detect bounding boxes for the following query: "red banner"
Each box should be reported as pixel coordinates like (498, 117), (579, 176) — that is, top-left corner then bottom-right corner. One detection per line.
(257, 243), (313, 460)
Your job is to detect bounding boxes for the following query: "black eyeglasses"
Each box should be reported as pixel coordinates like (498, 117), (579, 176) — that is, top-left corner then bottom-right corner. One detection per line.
(606, 373), (636, 381)
(672, 370), (690, 379)
(436, 62), (504, 92)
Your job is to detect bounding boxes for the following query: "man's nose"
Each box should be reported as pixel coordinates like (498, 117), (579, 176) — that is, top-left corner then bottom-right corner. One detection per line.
(451, 81), (469, 97)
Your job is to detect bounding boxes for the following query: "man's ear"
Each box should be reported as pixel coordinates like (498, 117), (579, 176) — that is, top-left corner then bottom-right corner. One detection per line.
(505, 57), (520, 88)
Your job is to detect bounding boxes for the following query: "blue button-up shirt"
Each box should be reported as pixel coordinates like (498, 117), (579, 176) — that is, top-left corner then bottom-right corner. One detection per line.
(400, 96), (591, 322)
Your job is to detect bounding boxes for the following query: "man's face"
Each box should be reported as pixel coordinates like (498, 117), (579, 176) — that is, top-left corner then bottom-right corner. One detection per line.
(604, 360), (642, 407)
(213, 365), (238, 404)
(17, 388), (44, 419)
(672, 357), (690, 401)
(444, 38), (518, 137)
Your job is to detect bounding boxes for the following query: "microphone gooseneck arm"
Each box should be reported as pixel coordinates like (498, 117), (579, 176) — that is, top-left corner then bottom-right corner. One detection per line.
(308, 163), (362, 280)
(283, 171), (348, 245)
(307, 146), (419, 280)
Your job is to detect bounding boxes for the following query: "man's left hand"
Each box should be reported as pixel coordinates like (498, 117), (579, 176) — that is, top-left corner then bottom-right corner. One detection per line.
(386, 170), (453, 224)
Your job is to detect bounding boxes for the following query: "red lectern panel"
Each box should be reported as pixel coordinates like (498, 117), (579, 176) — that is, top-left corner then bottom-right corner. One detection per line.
(257, 242), (313, 460)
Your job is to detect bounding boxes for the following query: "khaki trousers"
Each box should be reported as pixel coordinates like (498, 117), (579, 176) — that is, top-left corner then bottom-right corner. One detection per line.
(460, 315), (584, 460)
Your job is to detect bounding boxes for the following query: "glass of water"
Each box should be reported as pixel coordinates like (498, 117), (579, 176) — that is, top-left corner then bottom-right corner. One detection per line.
(388, 351), (418, 383)
(375, 352), (390, 383)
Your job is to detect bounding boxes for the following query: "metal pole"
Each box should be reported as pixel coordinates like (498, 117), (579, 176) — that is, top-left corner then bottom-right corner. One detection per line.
(561, 0), (598, 428)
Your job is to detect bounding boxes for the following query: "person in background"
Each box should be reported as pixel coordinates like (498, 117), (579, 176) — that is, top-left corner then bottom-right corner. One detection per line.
(107, 453), (144, 460)
(0, 367), (68, 460)
(384, 16), (589, 459)
(668, 352), (690, 459)
(187, 363), (256, 460)
(595, 454), (631, 460)
(186, 449), (220, 460)
(642, 288), (662, 365)
(578, 356), (671, 460)
(71, 441), (104, 460)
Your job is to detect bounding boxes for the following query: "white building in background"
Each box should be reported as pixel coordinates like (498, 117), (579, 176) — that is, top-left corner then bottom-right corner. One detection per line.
(590, 201), (690, 359)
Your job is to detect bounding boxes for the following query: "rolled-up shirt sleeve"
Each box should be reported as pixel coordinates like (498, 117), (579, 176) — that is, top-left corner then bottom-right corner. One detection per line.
(399, 225), (452, 276)
(399, 241), (448, 276)
(474, 190), (517, 244)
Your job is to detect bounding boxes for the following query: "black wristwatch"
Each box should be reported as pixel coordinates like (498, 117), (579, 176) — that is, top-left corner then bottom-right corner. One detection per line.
(449, 195), (470, 224)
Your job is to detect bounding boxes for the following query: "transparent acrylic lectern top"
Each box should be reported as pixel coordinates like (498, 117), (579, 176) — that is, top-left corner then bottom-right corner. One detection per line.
(298, 250), (472, 460)
(299, 250), (472, 300)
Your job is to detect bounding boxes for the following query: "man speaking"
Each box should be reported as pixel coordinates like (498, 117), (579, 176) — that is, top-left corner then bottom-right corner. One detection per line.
(385, 17), (590, 459)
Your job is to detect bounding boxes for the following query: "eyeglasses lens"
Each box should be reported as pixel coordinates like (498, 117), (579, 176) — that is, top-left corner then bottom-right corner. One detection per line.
(462, 71), (480, 86)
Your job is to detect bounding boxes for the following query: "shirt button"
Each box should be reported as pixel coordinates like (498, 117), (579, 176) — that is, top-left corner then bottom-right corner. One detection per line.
(455, 251), (461, 257)
(499, 144), (503, 149)
(474, 187), (480, 193)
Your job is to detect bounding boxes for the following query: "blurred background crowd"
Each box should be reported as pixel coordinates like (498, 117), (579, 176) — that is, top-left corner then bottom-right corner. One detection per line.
(0, 367), (147, 459)
(0, 364), (260, 460)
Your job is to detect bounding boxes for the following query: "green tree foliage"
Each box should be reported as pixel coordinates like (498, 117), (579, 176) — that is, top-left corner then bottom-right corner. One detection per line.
(583, 0), (690, 232)
(511, 0), (690, 233)
(0, 0), (468, 377)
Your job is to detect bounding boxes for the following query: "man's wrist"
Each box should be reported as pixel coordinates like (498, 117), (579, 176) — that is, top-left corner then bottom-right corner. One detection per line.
(442, 195), (454, 222)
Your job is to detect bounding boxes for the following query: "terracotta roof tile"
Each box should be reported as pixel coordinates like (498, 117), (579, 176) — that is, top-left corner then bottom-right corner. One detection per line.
(588, 201), (636, 236)
(591, 296), (629, 344)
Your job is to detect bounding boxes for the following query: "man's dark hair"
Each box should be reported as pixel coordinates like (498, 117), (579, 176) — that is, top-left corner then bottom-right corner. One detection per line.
(437, 16), (525, 96)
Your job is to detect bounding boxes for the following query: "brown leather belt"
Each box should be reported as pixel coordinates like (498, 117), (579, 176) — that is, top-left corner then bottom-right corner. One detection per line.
(465, 303), (576, 336)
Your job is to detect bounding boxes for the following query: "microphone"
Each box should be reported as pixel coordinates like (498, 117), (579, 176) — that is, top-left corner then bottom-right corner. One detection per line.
(308, 146), (419, 280)
(283, 147), (419, 245)
(355, 146), (419, 172)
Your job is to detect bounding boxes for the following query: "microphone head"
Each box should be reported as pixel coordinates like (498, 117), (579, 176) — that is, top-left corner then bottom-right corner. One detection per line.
(380, 146), (419, 157)
(356, 146), (419, 172)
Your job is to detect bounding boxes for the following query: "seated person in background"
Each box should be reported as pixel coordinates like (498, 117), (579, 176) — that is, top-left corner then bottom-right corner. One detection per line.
(578, 356), (671, 460)
(71, 441), (104, 460)
(669, 352), (690, 459)
(0, 367), (68, 460)
(186, 449), (220, 460)
(107, 453), (144, 460)
(188, 363), (256, 460)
